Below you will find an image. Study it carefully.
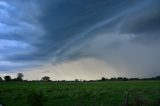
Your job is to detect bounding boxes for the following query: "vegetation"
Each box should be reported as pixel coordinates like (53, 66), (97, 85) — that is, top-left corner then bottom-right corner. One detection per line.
(0, 77), (3, 81)
(4, 75), (11, 81)
(41, 76), (50, 82)
(0, 81), (160, 106)
(17, 73), (24, 81)
(0, 73), (160, 105)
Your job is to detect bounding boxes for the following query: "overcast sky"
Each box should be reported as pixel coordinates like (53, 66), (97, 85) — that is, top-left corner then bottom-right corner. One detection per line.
(0, 0), (160, 80)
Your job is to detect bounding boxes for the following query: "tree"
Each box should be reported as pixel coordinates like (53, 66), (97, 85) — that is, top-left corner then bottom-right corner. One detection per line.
(75, 79), (79, 82)
(41, 76), (50, 82)
(155, 76), (160, 80)
(101, 77), (106, 81)
(122, 77), (128, 81)
(17, 73), (24, 81)
(0, 77), (3, 81)
(117, 77), (123, 80)
(110, 77), (116, 81)
(4, 75), (11, 81)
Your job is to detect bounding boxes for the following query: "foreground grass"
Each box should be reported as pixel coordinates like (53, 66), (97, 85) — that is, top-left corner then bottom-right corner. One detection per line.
(0, 81), (160, 106)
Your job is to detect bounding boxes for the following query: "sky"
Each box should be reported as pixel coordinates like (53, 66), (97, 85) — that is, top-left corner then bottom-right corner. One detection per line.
(0, 0), (160, 80)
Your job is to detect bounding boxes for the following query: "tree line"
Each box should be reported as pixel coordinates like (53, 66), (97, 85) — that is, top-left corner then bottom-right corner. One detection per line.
(0, 73), (160, 82)
(99, 76), (160, 81)
(0, 73), (51, 82)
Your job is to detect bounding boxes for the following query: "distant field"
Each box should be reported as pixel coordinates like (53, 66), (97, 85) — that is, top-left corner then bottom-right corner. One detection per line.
(0, 81), (160, 106)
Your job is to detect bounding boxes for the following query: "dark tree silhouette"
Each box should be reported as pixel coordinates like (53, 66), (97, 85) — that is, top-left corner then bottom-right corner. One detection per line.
(101, 77), (106, 81)
(110, 77), (116, 81)
(0, 77), (3, 81)
(75, 79), (79, 82)
(41, 76), (50, 81)
(4, 75), (11, 81)
(122, 77), (128, 81)
(155, 76), (160, 80)
(117, 77), (123, 80)
(17, 73), (24, 81)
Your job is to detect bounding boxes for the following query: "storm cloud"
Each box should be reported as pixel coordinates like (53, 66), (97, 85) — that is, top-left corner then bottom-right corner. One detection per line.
(0, 0), (160, 79)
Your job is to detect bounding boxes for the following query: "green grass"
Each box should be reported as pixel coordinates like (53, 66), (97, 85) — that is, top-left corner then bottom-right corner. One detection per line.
(0, 81), (160, 106)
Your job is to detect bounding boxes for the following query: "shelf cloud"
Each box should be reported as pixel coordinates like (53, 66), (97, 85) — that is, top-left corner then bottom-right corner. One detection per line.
(0, 0), (160, 79)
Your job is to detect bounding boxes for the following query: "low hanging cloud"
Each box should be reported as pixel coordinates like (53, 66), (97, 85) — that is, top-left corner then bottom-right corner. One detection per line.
(69, 0), (160, 77)
(0, 0), (160, 79)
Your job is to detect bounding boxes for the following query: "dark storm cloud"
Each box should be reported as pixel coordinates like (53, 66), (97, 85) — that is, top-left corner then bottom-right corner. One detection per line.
(73, 0), (160, 77)
(0, 0), (136, 62)
(0, 0), (160, 77)
(120, 0), (160, 44)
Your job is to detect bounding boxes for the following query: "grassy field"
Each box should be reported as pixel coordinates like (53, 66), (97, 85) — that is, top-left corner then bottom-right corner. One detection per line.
(0, 81), (160, 106)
